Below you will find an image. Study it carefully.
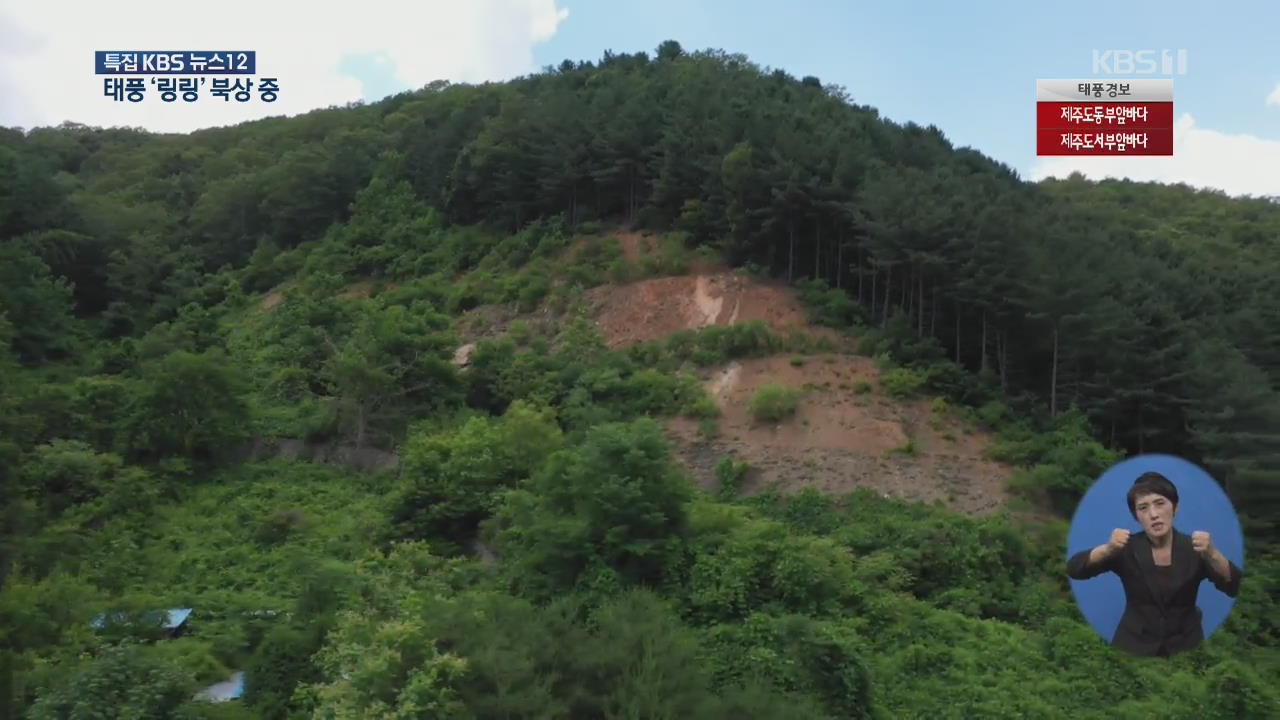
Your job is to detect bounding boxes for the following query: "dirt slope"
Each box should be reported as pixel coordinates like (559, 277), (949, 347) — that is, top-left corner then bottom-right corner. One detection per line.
(260, 227), (1014, 514)
(665, 355), (1011, 515)
(584, 271), (834, 348)
(570, 239), (1011, 515)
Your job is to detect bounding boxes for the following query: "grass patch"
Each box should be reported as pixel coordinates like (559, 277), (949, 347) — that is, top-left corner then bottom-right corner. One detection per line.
(698, 417), (719, 440)
(889, 438), (917, 456)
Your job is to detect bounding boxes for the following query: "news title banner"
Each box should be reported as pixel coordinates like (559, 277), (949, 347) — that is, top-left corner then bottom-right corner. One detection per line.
(1035, 79), (1173, 156)
(95, 51), (278, 103)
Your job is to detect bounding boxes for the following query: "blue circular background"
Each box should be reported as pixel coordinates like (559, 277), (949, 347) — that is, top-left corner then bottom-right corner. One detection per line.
(1066, 454), (1245, 643)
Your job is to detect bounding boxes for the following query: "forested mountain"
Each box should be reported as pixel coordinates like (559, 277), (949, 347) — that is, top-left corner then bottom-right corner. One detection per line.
(1, 41), (1278, 718)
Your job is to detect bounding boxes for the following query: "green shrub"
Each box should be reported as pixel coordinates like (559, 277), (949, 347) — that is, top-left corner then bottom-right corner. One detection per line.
(515, 269), (552, 312)
(28, 644), (195, 720)
(976, 400), (1012, 429)
(715, 456), (751, 499)
(508, 320), (532, 345)
(686, 393), (721, 420)
(890, 438), (917, 456)
(698, 417), (719, 440)
(795, 278), (864, 328)
(853, 380), (872, 395)
(790, 357), (806, 367)
(750, 385), (803, 423)
(253, 508), (309, 546)
(656, 233), (692, 275)
(245, 622), (326, 718)
(608, 258), (636, 283)
(881, 368), (926, 398)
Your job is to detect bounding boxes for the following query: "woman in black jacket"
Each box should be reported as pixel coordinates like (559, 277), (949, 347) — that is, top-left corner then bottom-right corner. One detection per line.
(1066, 471), (1243, 656)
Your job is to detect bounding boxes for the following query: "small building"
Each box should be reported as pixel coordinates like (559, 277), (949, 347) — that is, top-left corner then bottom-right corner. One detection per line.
(90, 608), (193, 638)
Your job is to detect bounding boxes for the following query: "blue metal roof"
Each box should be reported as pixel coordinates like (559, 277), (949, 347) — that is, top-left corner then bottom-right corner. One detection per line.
(166, 608), (192, 628)
(90, 608), (193, 630)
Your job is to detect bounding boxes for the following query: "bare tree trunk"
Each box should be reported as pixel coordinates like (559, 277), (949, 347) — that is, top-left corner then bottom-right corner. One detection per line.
(869, 263), (876, 322)
(836, 231), (844, 289)
(1050, 325), (1059, 418)
(980, 310), (988, 373)
(1070, 357), (1081, 410)
(882, 265), (893, 328)
(1000, 328), (1009, 390)
(954, 302), (961, 364)
(917, 276), (925, 337)
(628, 170), (637, 224)
(355, 404), (368, 451)
(830, 229), (838, 286)
(814, 222), (821, 280)
(930, 286), (937, 337)
(906, 267), (914, 323)
(857, 246), (865, 302)
(788, 220), (796, 283)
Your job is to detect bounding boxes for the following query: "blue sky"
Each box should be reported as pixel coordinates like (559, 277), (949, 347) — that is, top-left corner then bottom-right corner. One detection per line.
(520, 1), (1280, 194)
(3, 0), (1277, 196)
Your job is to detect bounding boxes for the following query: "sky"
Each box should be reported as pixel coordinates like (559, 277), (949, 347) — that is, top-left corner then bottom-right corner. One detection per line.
(1, 1), (1278, 198)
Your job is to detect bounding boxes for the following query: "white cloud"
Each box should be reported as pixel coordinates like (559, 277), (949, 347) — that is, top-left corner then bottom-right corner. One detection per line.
(0, 0), (569, 134)
(1032, 113), (1280, 198)
(1267, 82), (1280, 107)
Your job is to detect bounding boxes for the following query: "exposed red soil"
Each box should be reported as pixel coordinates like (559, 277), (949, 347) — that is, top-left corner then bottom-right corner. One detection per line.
(616, 231), (652, 262)
(584, 271), (840, 349)
(664, 355), (1012, 515)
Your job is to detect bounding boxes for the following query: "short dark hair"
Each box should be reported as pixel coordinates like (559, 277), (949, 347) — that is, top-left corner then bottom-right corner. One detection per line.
(1127, 472), (1179, 518)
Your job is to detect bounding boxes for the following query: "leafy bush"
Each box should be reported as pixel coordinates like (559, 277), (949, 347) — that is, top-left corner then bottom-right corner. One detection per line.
(245, 623), (326, 719)
(715, 456), (750, 499)
(490, 418), (692, 596)
(881, 368), (926, 398)
(795, 277), (864, 328)
(29, 643), (195, 720)
(686, 515), (859, 623)
(857, 312), (945, 366)
(749, 384), (803, 422)
(121, 350), (252, 461)
(702, 613), (875, 718)
(685, 393), (721, 420)
(388, 400), (563, 545)
(254, 508), (310, 546)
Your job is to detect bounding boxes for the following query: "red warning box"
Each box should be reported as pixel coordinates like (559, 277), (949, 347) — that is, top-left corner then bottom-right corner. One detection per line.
(1036, 79), (1174, 156)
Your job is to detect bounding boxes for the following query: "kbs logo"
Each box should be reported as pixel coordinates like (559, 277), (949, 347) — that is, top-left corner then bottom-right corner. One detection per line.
(1092, 49), (1188, 75)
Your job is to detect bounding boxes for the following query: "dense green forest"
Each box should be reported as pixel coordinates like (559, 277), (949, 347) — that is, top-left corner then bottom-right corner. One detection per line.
(2, 40), (1278, 718)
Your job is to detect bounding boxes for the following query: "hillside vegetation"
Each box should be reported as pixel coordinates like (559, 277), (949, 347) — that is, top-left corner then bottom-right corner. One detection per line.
(2, 41), (1278, 718)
